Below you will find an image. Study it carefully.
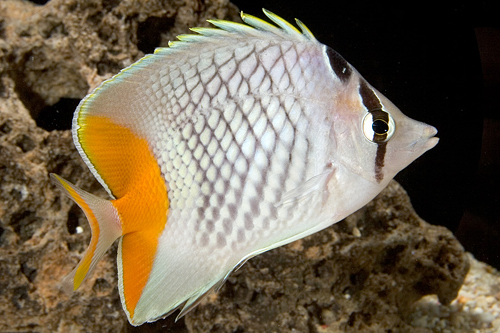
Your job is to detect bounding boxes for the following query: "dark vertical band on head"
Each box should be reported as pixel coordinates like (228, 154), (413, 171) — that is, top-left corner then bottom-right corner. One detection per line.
(359, 80), (387, 183)
(359, 80), (382, 110)
(325, 46), (352, 82)
(374, 142), (387, 183)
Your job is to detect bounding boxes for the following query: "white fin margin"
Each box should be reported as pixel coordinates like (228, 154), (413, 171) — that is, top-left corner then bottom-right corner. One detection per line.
(176, 286), (215, 321)
(72, 96), (115, 199)
(139, 282), (219, 323)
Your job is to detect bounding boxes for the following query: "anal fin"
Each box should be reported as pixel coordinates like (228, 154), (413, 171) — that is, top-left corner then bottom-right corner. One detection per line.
(119, 228), (167, 321)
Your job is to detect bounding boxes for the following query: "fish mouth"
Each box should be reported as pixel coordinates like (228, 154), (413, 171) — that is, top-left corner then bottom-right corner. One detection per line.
(425, 136), (440, 150)
(406, 125), (439, 152)
(423, 125), (439, 151)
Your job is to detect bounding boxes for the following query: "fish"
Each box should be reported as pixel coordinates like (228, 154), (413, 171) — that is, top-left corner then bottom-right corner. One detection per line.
(51, 9), (439, 326)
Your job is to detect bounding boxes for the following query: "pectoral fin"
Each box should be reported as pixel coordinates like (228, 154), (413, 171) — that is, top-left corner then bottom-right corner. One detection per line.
(276, 167), (335, 207)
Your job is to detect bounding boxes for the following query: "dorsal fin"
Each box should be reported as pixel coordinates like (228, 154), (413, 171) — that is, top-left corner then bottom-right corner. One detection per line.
(261, 8), (302, 35)
(240, 10), (282, 34)
(153, 8), (316, 56)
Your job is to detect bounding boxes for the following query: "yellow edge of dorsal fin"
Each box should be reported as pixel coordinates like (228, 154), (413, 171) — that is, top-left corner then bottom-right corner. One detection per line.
(188, 27), (232, 37)
(240, 10), (281, 34)
(51, 174), (122, 292)
(206, 19), (256, 34)
(261, 8), (302, 36)
(160, 9), (314, 52)
(295, 18), (315, 40)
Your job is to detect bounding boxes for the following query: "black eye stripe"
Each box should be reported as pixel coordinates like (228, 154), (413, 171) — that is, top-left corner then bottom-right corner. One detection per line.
(374, 142), (387, 183)
(325, 46), (352, 82)
(359, 80), (382, 111)
(370, 109), (389, 123)
(359, 80), (388, 183)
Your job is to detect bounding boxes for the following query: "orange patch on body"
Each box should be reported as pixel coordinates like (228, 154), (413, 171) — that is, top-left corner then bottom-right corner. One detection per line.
(77, 115), (169, 319)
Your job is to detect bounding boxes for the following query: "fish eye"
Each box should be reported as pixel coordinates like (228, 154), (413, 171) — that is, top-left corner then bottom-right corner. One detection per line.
(362, 110), (395, 143)
(372, 119), (388, 134)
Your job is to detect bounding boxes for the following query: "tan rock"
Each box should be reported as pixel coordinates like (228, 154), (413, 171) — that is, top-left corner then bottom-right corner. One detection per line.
(0, 1), (471, 332)
(0, 0), (238, 332)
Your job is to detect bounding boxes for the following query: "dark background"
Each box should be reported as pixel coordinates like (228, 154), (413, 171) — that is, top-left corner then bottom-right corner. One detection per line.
(230, 0), (500, 269)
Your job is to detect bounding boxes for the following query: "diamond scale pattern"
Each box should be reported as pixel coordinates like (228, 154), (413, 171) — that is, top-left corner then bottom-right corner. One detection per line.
(137, 38), (325, 253)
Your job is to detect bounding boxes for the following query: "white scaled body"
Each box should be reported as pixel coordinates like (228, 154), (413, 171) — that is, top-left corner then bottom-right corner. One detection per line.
(51, 10), (439, 325)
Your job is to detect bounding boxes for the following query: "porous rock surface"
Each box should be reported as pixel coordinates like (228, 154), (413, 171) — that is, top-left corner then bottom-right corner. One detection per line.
(0, 0), (238, 332)
(0, 1), (470, 332)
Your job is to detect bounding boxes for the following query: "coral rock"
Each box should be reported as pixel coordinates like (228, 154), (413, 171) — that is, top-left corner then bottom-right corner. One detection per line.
(0, 1), (469, 332)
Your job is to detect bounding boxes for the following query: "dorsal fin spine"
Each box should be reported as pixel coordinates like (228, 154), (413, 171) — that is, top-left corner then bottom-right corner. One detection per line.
(165, 9), (316, 50)
(240, 11), (282, 34)
(262, 8), (302, 36)
(206, 19), (256, 34)
(295, 18), (315, 40)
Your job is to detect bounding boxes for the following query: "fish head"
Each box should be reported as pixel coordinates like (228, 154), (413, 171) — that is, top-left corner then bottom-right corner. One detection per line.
(373, 89), (439, 175)
(330, 72), (439, 185)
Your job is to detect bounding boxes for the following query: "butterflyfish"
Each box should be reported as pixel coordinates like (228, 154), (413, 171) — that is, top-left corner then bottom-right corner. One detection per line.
(51, 9), (439, 325)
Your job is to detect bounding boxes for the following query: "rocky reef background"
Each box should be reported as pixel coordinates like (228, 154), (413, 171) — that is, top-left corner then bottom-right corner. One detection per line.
(0, 0), (498, 332)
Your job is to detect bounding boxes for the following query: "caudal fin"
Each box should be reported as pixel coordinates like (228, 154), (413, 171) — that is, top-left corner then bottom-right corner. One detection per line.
(51, 174), (122, 292)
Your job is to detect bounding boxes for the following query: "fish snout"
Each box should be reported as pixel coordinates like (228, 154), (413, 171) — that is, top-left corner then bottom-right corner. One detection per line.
(423, 125), (439, 151)
(405, 124), (439, 153)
